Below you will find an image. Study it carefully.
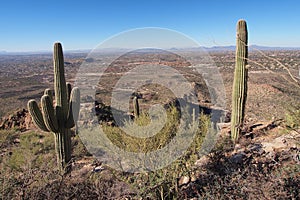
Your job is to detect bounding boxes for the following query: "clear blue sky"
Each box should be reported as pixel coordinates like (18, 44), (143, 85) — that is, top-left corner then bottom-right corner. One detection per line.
(1, 0), (300, 52)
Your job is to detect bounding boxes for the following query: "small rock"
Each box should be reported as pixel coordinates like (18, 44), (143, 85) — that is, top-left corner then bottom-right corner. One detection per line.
(178, 176), (190, 187)
(72, 164), (93, 178)
(261, 139), (286, 153)
(245, 132), (254, 139)
(13, 138), (20, 144)
(93, 166), (104, 172)
(234, 143), (242, 150)
(229, 152), (247, 164)
(294, 153), (300, 163)
(248, 143), (264, 154)
(190, 175), (197, 182)
(195, 155), (210, 167)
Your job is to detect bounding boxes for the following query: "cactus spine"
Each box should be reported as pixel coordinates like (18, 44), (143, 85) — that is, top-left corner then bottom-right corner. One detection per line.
(28, 43), (80, 172)
(133, 96), (140, 118)
(231, 20), (248, 142)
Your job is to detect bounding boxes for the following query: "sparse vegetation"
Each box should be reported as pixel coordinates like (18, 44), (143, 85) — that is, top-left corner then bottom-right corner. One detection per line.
(102, 106), (181, 153)
(0, 19), (300, 199)
(103, 107), (209, 199)
(285, 104), (300, 129)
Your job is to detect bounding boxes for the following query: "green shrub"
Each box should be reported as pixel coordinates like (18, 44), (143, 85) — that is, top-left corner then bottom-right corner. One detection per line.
(285, 105), (300, 129)
(102, 106), (180, 153)
(105, 107), (211, 199)
(2, 130), (55, 171)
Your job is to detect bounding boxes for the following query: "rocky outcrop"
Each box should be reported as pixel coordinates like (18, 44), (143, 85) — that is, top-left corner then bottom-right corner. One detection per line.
(0, 109), (33, 131)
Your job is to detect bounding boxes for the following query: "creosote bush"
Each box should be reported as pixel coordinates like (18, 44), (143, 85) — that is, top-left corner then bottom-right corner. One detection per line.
(102, 106), (181, 153)
(102, 106), (210, 199)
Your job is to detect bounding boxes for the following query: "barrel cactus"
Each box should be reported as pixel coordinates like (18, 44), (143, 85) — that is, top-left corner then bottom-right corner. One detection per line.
(231, 20), (248, 142)
(28, 43), (80, 172)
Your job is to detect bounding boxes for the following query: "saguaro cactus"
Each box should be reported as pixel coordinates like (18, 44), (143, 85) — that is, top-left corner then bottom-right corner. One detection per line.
(28, 43), (80, 172)
(231, 20), (248, 142)
(133, 96), (140, 118)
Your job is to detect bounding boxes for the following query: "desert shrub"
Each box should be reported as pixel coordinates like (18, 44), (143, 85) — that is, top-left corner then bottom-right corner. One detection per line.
(285, 104), (300, 129)
(102, 106), (180, 153)
(101, 107), (211, 199)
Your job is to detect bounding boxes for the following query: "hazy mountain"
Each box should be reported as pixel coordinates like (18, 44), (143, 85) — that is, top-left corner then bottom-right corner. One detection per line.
(1, 45), (300, 55)
(0, 51), (8, 55)
(203, 45), (300, 52)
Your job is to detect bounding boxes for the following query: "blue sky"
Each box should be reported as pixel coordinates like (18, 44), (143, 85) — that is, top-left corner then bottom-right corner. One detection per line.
(1, 0), (300, 52)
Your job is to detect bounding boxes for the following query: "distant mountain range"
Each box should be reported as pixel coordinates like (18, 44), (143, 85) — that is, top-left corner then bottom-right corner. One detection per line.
(1, 45), (300, 55)
(203, 45), (300, 51)
(0, 49), (90, 55)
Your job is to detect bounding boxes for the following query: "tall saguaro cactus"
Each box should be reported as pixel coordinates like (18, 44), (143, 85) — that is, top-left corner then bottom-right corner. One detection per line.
(28, 43), (80, 172)
(231, 20), (248, 142)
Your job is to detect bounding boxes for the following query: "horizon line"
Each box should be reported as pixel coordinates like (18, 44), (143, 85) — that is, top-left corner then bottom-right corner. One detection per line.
(1, 44), (300, 54)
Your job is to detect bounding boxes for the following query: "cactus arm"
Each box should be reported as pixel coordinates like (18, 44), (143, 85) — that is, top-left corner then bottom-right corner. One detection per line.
(65, 87), (80, 128)
(54, 43), (68, 121)
(231, 19), (248, 142)
(44, 88), (53, 103)
(71, 87), (80, 122)
(27, 100), (49, 132)
(41, 95), (59, 133)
